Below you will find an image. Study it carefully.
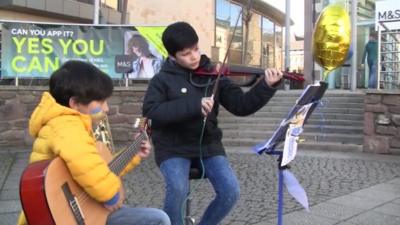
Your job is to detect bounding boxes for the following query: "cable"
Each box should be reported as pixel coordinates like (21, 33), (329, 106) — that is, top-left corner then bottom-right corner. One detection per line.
(189, 72), (216, 88)
(180, 78), (210, 225)
(179, 2), (252, 222)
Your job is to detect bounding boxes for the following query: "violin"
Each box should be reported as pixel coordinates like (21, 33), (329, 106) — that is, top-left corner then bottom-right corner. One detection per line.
(194, 64), (305, 83)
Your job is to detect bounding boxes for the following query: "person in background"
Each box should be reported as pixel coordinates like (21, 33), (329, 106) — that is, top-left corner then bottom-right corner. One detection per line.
(361, 32), (378, 88)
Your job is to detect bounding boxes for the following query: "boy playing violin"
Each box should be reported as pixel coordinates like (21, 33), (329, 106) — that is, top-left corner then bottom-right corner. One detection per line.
(142, 21), (282, 225)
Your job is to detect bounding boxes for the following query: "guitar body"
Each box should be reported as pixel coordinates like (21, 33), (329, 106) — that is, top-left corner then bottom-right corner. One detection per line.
(20, 142), (117, 225)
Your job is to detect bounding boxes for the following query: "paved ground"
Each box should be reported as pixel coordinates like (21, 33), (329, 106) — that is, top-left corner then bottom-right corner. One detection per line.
(1, 147), (399, 225)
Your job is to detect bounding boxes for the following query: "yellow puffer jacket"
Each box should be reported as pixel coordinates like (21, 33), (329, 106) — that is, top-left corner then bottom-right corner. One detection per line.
(17, 92), (141, 225)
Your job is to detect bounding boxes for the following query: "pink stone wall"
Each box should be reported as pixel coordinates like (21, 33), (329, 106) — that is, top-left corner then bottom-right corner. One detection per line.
(364, 91), (400, 154)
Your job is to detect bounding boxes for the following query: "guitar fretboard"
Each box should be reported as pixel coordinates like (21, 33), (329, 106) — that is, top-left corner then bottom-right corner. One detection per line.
(108, 132), (146, 175)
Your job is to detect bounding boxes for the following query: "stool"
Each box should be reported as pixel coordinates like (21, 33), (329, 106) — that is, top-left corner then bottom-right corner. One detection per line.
(186, 158), (206, 225)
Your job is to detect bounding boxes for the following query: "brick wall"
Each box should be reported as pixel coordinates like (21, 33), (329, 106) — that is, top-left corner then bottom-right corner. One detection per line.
(2, 86), (400, 155)
(0, 86), (147, 147)
(364, 90), (400, 154)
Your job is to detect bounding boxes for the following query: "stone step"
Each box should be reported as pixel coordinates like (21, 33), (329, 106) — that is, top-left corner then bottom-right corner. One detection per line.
(261, 102), (364, 108)
(272, 89), (364, 94)
(268, 96), (364, 104)
(268, 99), (364, 105)
(271, 89), (365, 97)
(218, 90), (365, 152)
(218, 117), (363, 126)
(220, 107), (364, 114)
(222, 139), (363, 152)
(223, 130), (363, 144)
(219, 112), (363, 121)
(220, 123), (363, 134)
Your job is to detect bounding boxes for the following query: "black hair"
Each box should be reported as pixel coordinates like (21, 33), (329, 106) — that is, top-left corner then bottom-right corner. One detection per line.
(162, 21), (199, 56)
(49, 60), (113, 107)
(369, 31), (377, 39)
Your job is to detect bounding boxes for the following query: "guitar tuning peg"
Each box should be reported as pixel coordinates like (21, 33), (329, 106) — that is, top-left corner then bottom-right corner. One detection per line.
(134, 118), (140, 128)
(146, 119), (151, 128)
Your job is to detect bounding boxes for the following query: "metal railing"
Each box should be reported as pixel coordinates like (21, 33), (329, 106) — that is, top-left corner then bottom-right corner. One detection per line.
(377, 22), (400, 90)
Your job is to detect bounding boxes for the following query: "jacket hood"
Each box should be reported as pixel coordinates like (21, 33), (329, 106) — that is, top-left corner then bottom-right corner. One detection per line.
(160, 54), (211, 76)
(29, 92), (91, 137)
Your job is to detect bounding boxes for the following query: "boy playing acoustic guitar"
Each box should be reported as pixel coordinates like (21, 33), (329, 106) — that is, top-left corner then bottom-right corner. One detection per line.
(17, 60), (170, 225)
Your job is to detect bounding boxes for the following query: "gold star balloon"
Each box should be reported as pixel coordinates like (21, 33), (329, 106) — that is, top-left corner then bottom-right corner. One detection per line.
(312, 4), (351, 80)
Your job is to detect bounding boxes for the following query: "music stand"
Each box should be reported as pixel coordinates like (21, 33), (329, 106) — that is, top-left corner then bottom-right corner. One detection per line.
(252, 81), (328, 225)
(253, 81), (328, 155)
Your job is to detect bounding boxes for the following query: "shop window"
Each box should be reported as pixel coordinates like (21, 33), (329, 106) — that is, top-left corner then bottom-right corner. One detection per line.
(215, 0), (243, 64)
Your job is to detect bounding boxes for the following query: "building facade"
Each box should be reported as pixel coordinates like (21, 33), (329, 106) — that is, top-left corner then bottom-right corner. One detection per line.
(1, 0), (397, 90)
(0, 0), (290, 78)
(0, 0), (399, 154)
(126, 0), (289, 71)
(308, 0), (400, 90)
(0, 0), (122, 24)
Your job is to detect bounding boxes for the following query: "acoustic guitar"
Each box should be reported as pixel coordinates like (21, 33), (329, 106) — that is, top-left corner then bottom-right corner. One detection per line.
(19, 119), (148, 225)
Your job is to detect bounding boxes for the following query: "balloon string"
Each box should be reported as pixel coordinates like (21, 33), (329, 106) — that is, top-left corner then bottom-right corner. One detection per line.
(322, 70), (330, 81)
(315, 99), (328, 141)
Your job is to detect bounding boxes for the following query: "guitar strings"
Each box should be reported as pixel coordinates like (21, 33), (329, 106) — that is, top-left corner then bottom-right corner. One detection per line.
(73, 132), (146, 208)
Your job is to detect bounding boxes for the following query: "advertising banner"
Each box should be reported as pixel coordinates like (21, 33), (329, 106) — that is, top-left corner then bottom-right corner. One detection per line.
(0, 22), (166, 79)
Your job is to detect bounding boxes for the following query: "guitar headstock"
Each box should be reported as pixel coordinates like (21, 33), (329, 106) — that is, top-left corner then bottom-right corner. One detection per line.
(134, 117), (151, 136)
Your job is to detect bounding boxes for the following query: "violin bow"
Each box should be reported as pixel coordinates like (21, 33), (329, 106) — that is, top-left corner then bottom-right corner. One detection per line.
(210, 0), (254, 99)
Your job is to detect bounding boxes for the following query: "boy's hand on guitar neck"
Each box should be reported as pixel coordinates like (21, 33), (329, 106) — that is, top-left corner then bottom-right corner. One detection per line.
(138, 139), (151, 158)
(133, 132), (152, 159)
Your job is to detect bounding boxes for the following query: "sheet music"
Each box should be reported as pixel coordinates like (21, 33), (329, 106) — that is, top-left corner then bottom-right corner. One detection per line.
(281, 103), (313, 166)
(252, 81), (328, 155)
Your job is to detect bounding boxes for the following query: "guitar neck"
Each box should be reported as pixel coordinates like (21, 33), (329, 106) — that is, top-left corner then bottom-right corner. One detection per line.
(108, 131), (146, 175)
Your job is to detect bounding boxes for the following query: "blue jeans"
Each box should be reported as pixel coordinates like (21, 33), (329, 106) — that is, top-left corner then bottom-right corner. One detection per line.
(368, 62), (377, 88)
(160, 156), (240, 225)
(106, 206), (171, 225)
